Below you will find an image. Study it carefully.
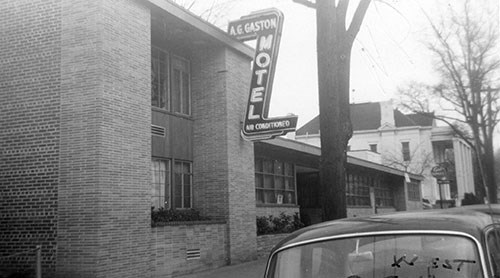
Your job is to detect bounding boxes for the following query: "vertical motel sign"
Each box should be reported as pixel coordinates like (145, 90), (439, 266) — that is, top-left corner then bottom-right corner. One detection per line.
(228, 9), (298, 141)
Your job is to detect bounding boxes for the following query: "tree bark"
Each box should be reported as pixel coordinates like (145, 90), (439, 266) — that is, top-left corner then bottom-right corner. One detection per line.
(484, 138), (498, 203)
(315, 0), (370, 220)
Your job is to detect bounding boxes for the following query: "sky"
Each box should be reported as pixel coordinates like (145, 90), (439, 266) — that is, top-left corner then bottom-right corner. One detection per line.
(183, 0), (500, 145)
(201, 0), (447, 126)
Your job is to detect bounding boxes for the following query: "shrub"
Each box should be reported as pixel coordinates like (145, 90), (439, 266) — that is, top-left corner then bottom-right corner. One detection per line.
(256, 212), (305, 235)
(0, 269), (34, 278)
(461, 193), (483, 206)
(151, 207), (210, 225)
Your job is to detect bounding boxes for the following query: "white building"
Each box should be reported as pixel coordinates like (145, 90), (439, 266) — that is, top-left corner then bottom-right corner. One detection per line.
(294, 101), (475, 206)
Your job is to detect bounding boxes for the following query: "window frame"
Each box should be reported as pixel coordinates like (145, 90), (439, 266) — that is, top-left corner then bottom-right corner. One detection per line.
(346, 173), (371, 207)
(151, 158), (193, 209)
(171, 55), (191, 116)
(173, 160), (193, 209)
(402, 141), (411, 162)
(375, 179), (395, 207)
(151, 46), (170, 110)
(407, 181), (421, 201)
(255, 157), (297, 206)
(485, 225), (500, 276)
(151, 46), (191, 116)
(151, 157), (171, 209)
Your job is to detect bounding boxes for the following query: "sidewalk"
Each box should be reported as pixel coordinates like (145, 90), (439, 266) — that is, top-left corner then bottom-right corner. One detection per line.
(176, 258), (268, 278)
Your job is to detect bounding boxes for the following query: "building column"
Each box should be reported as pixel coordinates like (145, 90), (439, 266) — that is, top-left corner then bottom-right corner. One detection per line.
(192, 46), (257, 264)
(58, 1), (152, 277)
(453, 139), (467, 206)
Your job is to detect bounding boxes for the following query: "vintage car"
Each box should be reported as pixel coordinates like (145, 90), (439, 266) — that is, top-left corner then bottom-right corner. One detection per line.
(264, 205), (500, 278)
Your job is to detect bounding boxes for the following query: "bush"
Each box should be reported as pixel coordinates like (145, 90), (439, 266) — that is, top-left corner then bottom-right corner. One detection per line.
(461, 193), (483, 206)
(151, 207), (210, 225)
(256, 212), (305, 235)
(0, 269), (34, 278)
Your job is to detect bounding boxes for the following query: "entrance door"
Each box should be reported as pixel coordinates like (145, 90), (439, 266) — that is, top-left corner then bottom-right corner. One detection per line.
(296, 171), (321, 225)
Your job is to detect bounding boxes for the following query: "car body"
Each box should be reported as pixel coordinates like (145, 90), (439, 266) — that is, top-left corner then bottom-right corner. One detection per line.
(264, 205), (500, 278)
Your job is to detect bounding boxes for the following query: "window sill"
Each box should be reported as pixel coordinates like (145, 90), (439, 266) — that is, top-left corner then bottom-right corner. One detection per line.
(152, 219), (226, 227)
(256, 203), (299, 208)
(152, 107), (193, 120)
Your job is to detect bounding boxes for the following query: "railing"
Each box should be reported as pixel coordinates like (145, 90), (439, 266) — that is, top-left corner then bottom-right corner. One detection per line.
(0, 245), (41, 278)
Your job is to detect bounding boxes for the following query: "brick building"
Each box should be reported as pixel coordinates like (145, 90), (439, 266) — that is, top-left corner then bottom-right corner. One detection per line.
(1, 1), (422, 277)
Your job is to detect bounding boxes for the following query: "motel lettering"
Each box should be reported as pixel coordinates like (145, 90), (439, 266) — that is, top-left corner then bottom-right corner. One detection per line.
(228, 9), (298, 141)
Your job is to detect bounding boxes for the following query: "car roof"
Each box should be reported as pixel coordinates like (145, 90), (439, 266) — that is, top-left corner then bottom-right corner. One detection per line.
(272, 205), (500, 252)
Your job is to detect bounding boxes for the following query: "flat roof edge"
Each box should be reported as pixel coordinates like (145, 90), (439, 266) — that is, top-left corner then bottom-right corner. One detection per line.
(262, 137), (424, 180)
(147, 0), (254, 58)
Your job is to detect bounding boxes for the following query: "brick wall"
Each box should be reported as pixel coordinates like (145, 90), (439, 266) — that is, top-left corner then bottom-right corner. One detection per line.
(225, 49), (258, 263)
(152, 222), (227, 277)
(3, 0), (259, 276)
(191, 46), (230, 219)
(257, 234), (290, 258)
(57, 0), (151, 277)
(191, 46), (257, 263)
(0, 0), (61, 275)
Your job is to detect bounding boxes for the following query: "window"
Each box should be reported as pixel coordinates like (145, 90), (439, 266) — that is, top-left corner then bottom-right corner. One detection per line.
(487, 228), (500, 276)
(269, 234), (483, 278)
(151, 47), (169, 109)
(369, 144), (377, 153)
(375, 180), (394, 207)
(151, 158), (192, 209)
(347, 174), (371, 207)
(407, 181), (421, 201)
(173, 161), (192, 209)
(151, 158), (171, 208)
(402, 141), (411, 161)
(171, 56), (191, 115)
(151, 46), (191, 115)
(255, 158), (296, 205)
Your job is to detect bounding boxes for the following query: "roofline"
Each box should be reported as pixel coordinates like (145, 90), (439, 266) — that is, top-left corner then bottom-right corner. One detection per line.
(264, 137), (321, 156)
(295, 134), (320, 138)
(264, 137), (424, 180)
(347, 155), (423, 181)
(147, 0), (254, 58)
(296, 124), (434, 136)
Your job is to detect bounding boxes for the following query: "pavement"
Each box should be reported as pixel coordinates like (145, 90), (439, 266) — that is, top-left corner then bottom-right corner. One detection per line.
(176, 258), (268, 278)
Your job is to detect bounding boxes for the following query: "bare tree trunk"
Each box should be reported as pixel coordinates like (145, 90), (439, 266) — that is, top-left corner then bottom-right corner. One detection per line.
(484, 138), (498, 203)
(315, 0), (369, 220)
(294, 0), (369, 221)
(317, 46), (351, 220)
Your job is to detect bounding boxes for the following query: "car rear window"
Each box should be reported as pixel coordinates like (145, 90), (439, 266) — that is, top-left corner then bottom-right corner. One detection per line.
(267, 234), (483, 278)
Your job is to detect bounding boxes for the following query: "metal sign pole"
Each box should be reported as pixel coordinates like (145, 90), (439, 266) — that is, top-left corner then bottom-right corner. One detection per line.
(438, 182), (443, 209)
(36, 245), (41, 278)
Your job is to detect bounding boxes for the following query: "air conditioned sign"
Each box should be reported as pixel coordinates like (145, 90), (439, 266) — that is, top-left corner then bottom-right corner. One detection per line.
(228, 9), (298, 141)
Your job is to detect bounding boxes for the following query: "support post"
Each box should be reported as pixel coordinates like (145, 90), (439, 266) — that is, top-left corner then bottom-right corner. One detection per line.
(36, 245), (41, 278)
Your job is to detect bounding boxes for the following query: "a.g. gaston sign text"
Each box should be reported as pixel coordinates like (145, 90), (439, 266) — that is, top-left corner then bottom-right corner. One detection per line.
(228, 9), (298, 141)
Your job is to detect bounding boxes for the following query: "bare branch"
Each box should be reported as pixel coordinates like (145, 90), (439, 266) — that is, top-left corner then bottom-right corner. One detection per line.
(346, 0), (371, 44)
(293, 0), (316, 9)
(337, 0), (349, 28)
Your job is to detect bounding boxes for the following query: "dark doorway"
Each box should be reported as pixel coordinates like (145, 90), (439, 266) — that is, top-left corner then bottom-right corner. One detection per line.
(297, 169), (321, 225)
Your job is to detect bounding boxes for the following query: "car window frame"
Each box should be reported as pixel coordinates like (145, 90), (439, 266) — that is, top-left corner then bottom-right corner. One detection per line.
(484, 224), (500, 277)
(265, 230), (489, 278)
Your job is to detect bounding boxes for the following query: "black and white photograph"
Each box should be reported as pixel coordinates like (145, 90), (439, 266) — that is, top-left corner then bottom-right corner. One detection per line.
(1, 0), (499, 277)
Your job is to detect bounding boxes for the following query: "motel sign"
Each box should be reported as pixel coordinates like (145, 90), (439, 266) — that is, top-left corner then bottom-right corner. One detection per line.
(228, 9), (298, 141)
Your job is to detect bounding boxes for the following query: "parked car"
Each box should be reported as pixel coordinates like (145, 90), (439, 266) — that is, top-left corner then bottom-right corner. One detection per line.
(264, 205), (500, 278)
